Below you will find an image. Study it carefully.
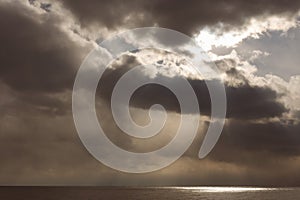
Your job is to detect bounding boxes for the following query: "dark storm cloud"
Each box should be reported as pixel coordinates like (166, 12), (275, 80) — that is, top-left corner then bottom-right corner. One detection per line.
(207, 119), (300, 170)
(129, 79), (286, 119)
(225, 84), (287, 119)
(0, 2), (87, 93)
(0, 0), (299, 187)
(62, 0), (300, 34)
(98, 54), (287, 119)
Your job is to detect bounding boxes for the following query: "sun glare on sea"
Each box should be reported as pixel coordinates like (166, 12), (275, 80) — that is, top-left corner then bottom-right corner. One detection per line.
(175, 187), (278, 193)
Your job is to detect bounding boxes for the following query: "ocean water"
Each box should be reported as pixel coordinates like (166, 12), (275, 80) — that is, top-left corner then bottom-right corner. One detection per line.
(1, 186), (300, 200)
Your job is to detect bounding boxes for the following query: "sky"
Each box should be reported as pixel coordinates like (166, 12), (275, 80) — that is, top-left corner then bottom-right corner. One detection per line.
(1, 0), (300, 186)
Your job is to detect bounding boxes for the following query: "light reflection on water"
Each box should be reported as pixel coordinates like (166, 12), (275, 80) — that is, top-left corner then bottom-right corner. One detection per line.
(1, 186), (300, 200)
(175, 186), (282, 193)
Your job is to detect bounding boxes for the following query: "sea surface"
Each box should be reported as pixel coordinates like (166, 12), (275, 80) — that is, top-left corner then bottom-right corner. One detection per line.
(1, 186), (300, 200)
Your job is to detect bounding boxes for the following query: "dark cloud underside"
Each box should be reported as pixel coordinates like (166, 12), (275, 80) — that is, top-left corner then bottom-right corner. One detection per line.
(99, 54), (287, 119)
(62, 0), (300, 34)
(0, 3), (85, 92)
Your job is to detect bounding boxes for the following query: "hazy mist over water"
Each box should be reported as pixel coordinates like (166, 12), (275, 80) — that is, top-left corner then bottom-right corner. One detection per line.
(1, 187), (300, 200)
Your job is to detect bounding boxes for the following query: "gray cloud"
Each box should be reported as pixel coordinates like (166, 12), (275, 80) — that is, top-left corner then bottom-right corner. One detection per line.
(62, 0), (300, 35)
(237, 27), (300, 80)
(98, 54), (287, 119)
(0, 2), (89, 93)
(0, 0), (299, 187)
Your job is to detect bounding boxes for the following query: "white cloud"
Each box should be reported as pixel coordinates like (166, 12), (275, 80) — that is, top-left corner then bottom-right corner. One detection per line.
(196, 14), (299, 51)
(266, 74), (300, 111)
(209, 48), (300, 117)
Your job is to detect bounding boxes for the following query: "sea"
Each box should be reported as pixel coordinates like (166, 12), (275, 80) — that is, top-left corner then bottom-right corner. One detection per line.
(1, 186), (300, 200)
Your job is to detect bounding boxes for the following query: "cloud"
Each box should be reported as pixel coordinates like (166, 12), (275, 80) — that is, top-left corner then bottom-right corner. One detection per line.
(208, 119), (300, 173)
(61, 0), (300, 35)
(196, 15), (299, 51)
(0, 0), (299, 186)
(235, 26), (300, 80)
(97, 52), (287, 119)
(0, 1), (91, 92)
